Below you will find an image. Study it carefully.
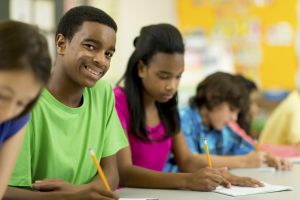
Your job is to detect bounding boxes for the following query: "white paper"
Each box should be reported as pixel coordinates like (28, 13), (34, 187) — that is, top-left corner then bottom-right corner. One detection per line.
(248, 167), (276, 172)
(119, 198), (158, 200)
(214, 182), (293, 197)
(231, 166), (276, 173)
(288, 156), (300, 163)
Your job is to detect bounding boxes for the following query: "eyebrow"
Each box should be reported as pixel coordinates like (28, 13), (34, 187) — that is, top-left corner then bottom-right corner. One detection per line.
(158, 70), (184, 75)
(158, 71), (171, 74)
(83, 38), (115, 52)
(0, 86), (14, 95)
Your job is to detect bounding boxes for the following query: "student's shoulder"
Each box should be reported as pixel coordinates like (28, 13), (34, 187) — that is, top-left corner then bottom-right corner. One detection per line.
(113, 86), (125, 97)
(0, 114), (29, 140)
(179, 105), (195, 116)
(90, 80), (114, 94)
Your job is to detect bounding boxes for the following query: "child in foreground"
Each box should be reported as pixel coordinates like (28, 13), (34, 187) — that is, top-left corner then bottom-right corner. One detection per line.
(0, 20), (51, 198)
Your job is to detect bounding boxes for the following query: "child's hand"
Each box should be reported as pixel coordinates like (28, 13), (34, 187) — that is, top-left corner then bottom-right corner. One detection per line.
(222, 172), (264, 187)
(185, 167), (231, 191)
(266, 154), (293, 171)
(32, 178), (118, 199)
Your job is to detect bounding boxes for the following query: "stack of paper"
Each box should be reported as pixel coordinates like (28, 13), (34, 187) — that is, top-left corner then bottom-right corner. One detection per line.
(214, 182), (293, 197)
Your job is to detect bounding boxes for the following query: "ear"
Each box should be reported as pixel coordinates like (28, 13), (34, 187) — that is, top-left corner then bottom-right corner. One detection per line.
(56, 34), (67, 55)
(137, 60), (146, 78)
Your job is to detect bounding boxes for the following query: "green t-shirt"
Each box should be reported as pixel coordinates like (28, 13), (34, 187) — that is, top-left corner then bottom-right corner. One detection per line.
(9, 80), (128, 186)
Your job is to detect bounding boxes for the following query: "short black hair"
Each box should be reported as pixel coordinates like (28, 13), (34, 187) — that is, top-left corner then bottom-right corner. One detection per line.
(118, 23), (184, 141)
(56, 5), (117, 41)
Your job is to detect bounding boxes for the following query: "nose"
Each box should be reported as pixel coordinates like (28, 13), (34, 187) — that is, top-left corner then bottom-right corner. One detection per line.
(165, 78), (179, 92)
(93, 52), (107, 66)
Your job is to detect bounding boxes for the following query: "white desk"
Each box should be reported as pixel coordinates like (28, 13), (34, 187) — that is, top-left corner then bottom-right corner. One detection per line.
(118, 164), (300, 200)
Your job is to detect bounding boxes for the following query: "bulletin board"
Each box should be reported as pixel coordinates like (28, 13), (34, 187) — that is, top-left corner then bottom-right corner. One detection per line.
(177, 0), (298, 91)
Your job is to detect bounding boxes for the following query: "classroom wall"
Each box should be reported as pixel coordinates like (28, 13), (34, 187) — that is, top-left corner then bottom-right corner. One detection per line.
(177, 0), (298, 91)
(3, 0), (178, 85)
(4, 0), (299, 103)
(103, 0), (178, 83)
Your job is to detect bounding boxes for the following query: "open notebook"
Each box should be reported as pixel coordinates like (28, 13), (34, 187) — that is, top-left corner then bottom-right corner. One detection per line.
(214, 182), (293, 197)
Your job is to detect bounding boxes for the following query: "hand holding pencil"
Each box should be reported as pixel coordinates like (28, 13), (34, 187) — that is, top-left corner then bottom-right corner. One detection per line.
(32, 178), (118, 199)
(88, 147), (111, 191)
(32, 148), (117, 199)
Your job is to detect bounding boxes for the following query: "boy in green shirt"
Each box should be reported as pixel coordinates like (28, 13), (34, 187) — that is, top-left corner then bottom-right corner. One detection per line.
(5, 6), (127, 200)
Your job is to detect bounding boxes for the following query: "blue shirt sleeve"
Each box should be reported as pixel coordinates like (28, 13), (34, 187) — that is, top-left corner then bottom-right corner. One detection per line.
(224, 126), (254, 155)
(0, 114), (29, 143)
(180, 108), (200, 154)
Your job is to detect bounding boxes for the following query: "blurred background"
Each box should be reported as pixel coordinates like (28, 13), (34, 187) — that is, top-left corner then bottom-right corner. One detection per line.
(1, 0), (299, 135)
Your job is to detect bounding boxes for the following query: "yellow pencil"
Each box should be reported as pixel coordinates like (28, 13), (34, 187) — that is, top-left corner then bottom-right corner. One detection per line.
(203, 138), (212, 167)
(88, 148), (111, 191)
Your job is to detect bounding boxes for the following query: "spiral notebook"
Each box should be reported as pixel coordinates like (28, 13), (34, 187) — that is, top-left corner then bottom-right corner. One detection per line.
(214, 182), (293, 197)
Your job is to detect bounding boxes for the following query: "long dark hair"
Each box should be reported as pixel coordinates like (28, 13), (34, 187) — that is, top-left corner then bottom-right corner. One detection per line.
(0, 21), (52, 120)
(235, 75), (258, 134)
(118, 23), (184, 141)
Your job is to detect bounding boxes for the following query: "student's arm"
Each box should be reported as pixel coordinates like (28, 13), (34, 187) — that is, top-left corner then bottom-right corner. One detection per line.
(202, 152), (264, 169)
(6, 155), (119, 200)
(4, 185), (117, 200)
(170, 132), (247, 170)
(179, 118), (265, 169)
(265, 153), (292, 170)
(0, 127), (26, 198)
(90, 154), (119, 190)
(177, 110), (250, 170)
(172, 132), (263, 187)
(5, 166), (118, 200)
(4, 154), (119, 200)
(175, 129), (270, 169)
(172, 131), (207, 172)
(117, 145), (229, 191)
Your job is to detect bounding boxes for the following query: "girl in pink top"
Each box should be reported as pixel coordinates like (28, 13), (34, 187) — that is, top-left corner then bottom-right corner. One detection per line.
(114, 23), (262, 191)
(114, 86), (171, 171)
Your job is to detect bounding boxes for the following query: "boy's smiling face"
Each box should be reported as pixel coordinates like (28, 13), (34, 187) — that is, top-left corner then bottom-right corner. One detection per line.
(56, 21), (116, 88)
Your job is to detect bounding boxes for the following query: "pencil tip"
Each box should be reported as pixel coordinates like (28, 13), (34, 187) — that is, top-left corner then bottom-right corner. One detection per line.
(88, 147), (95, 155)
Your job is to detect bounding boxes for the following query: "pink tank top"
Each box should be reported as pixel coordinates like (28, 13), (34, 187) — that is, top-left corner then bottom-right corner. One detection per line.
(114, 86), (172, 171)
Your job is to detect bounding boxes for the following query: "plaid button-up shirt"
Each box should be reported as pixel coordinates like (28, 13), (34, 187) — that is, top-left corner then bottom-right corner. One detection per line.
(164, 106), (253, 172)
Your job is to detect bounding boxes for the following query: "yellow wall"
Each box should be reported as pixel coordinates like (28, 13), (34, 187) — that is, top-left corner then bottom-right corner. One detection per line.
(178, 0), (297, 90)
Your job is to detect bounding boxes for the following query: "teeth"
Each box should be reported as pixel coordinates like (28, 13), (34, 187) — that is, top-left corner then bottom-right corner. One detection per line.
(86, 66), (100, 76)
